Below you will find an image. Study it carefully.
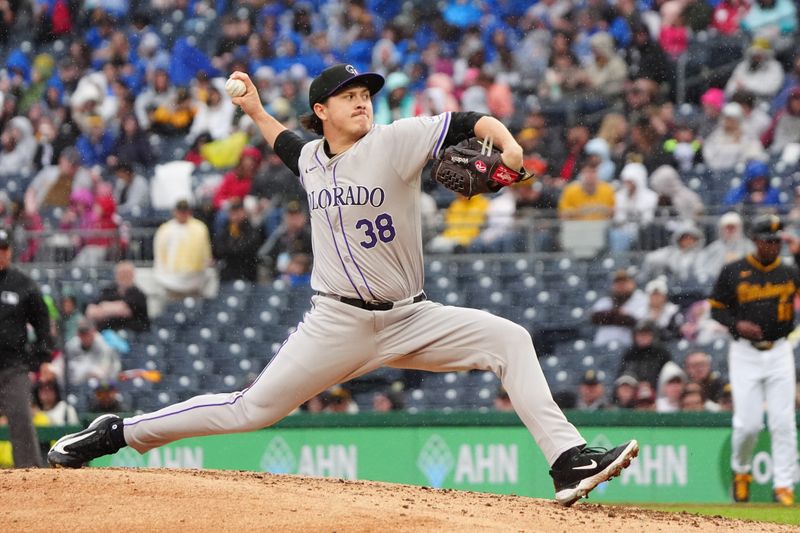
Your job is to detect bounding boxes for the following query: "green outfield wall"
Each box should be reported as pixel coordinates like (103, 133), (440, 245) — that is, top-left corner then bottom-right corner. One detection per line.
(7, 411), (795, 503)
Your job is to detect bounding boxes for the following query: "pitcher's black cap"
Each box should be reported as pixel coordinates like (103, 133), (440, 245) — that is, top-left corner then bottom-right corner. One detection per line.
(308, 64), (384, 109)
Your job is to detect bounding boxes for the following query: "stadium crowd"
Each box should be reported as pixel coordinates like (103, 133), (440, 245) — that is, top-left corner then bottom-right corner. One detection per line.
(2, 0), (800, 429)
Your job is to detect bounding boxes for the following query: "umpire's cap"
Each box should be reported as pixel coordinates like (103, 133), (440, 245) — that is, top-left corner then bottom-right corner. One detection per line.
(750, 214), (784, 241)
(308, 64), (384, 109)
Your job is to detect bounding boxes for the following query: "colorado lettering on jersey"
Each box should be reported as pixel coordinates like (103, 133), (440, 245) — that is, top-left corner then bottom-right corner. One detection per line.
(308, 186), (386, 211)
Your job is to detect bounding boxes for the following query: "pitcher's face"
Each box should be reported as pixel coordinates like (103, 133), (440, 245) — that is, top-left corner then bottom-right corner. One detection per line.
(317, 86), (373, 140)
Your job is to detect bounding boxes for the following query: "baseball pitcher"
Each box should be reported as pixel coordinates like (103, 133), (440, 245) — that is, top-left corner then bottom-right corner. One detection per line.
(49, 64), (638, 506)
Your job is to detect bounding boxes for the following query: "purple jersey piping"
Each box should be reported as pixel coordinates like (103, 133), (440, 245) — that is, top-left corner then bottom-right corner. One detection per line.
(313, 151), (365, 300)
(332, 162), (376, 299)
(431, 112), (451, 158)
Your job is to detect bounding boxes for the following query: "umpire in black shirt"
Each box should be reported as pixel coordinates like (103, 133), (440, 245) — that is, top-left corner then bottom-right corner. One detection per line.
(0, 228), (54, 467)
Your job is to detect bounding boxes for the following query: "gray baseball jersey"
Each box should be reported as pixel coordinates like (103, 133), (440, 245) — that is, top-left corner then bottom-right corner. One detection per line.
(299, 113), (450, 301)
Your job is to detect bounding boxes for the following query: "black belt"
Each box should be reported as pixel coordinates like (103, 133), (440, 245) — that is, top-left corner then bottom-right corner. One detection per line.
(316, 291), (426, 311)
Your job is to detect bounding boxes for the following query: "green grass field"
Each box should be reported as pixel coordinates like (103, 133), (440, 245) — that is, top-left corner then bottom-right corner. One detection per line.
(631, 503), (800, 526)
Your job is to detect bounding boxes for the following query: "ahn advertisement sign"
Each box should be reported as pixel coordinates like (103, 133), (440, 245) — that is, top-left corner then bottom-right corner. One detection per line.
(92, 425), (792, 503)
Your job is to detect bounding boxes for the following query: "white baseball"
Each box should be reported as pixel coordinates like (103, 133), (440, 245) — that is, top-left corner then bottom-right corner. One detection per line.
(225, 78), (247, 98)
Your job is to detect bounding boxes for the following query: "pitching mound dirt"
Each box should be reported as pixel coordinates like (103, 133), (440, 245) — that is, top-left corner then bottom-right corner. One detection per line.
(1, 468), (791, 532)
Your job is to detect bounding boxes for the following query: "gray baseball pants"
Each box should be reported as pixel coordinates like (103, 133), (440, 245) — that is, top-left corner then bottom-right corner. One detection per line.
(124, 297), (585, 465)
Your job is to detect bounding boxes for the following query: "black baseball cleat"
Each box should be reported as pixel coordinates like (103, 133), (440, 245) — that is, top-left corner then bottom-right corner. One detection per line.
(550, 440), (639, 507)
(48, 414), (126, 468)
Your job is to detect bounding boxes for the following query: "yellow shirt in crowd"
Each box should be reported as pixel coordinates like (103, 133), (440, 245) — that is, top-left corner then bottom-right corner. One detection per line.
(557, 181), (615, 220)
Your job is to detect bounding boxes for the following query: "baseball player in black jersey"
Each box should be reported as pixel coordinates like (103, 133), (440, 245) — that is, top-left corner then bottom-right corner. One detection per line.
(709, 214), (798, 506)
(48, 64), (639, 506)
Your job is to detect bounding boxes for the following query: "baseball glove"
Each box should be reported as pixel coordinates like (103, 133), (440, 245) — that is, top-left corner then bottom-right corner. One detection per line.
(431, 137), (531, 198)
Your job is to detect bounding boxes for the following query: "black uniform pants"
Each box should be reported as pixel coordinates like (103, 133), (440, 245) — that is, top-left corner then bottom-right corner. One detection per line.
(0, 365), (42, 467)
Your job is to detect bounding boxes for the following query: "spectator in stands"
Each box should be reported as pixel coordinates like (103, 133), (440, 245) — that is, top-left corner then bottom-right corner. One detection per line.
(679, 383), (707, 411)
(64, 318), (121, 387)
(24, 147), (92, 212)
(698, 88), (725, 139)
(663, 119), (703, 173)
(699, 212), (754, 280)
(555, 124), (589, 182)
(626, 23), (673, 87)
(374, 71), (414, 124)
(539, 48), (585, 102)
(250, 146), (306, 220)
(659, 1), (689, 60)
(611, 374), (639, 410)
(373, 389), (405, 412)
(576, 370), (607, 411)
(622, 117), (673, 173)
(57, 293), (83, 347)
(427, 193), (490, 253)
(88, 380), (124, 413)
(213, 197), (265, 283)
(584, 32), (628, 102)
(623, 78), (660, 120)
(596, 112), (629, 170)
(493, 385), (514, 412)
(712, 0), (749, 35)
(656, 361), (687, 413)
(213, 146), (262, 211)
(718, 383), (733, 412)
(771, 54), (800, 114)
(732, 91), (772, 140)
(725, 38), (785, 102)
(741, 0), (798, 52)
(642, 277), (682, 339)
(0, 116), (36, 177)
(787, 186), (800, 229)
(591, 268), (648, 347)
(640, 220), (706, 282)
(584, 138), (615, 182)
(110, 161), (149, 217)
(72, 190), (119, 267)
(634, 381), (657, 411)
(32, 379), (79, 425)
(153, 199), (212, 298)
(703, 103), (765, 170)
(107, 114), (155, 170)
(609, 162), (658, 253)
(723, 159), (782, 212)
(31, 115), (57, 173)
(762, 87), (800, 155)
(150, 86), (196, 137)
(325, 386), (358, 414)
(188, 80), (236, 144)
(557, 165), (615, 221)
(517, 111), (562, 170)
(467, 188), (519, 253)
(683, 351), (725, 403)
(134, 67), (175, 131)
(76, 114), (115, 167)
(649, 165), (704, 225)
(618, 318), (673, 389)
(680, 299), (731, 345)
(85, 261), (150, 334)
(258, 200), (313, 280)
